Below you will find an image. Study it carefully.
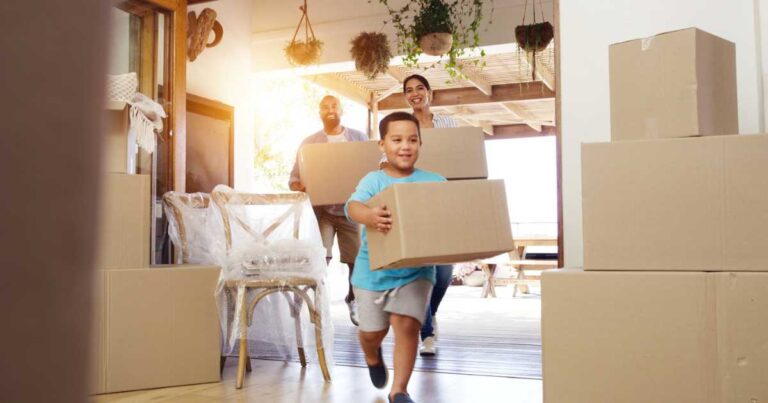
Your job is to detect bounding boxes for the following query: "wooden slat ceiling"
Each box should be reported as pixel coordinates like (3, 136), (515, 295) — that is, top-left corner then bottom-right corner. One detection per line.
(304, 42), (556, 136)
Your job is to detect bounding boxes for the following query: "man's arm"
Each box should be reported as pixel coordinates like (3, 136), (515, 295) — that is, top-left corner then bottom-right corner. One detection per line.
(289, 134), (317, 191)
(348, 201), (392, 233)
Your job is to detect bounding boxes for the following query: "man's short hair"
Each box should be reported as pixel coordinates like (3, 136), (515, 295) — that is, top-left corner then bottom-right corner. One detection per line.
(319, 95), (340, 107)
(379, 112), (420, 140)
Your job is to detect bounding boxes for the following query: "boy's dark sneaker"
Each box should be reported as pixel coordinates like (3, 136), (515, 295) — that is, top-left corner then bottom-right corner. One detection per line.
(389, 392), (415, 403)
(367, 347), (388, 389)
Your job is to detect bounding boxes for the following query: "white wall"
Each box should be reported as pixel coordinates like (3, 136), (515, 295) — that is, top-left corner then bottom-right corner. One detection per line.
(250, 0), (553, 72)
(187, 0), (256, 190)
(559, 1), (762, 267)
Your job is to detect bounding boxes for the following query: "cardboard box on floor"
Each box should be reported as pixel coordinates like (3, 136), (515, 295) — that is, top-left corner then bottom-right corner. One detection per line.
(90, 265), (221, 395)
(298, 127), (487, 206)
(95, 173), (151, 270)
(366, 179), (514, 269)
(582, 134), (768, 271)
(610, 27), (738, 141)
(542, 269), (768, 403)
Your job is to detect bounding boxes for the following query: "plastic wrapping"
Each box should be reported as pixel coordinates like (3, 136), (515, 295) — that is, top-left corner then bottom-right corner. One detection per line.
(209, 185), (334, 371)
(163, 191), (225, 265)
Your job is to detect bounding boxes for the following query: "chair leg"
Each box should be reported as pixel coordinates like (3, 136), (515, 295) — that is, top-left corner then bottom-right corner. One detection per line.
(308, 289), (331, 382)
(291, 292), (307, 367)
(235, 287), (249, 389)
(236, 337), (248, 388)
(513, 269), (524, 297)
(220, 355), (226, 374)
(519, 270), (530, 294)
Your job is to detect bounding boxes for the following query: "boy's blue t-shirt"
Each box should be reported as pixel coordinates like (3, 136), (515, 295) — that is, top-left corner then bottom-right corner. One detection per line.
(344, 168), (446, 291)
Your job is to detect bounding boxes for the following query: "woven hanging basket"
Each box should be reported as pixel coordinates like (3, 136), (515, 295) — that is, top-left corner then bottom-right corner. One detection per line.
(419, 32), (453, 56)
(285, 0), (323, 66)
(515, 21), (553, 52)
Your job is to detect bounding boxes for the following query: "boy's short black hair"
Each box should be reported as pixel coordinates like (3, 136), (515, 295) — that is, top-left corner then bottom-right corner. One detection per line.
(379, 112), (420, 140)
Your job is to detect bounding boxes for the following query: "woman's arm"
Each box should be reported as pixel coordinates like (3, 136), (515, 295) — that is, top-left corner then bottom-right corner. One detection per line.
(348, 201), (392, 233)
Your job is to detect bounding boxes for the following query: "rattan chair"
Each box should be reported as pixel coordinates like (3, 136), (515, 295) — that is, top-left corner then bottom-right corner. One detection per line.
(210, 189), (331, 388)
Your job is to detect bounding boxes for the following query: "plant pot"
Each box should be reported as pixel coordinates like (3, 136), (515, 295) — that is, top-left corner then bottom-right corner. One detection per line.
(515, 21), (554, 52)
(284, 39), (323, 66)
(419, 32), (453, 56)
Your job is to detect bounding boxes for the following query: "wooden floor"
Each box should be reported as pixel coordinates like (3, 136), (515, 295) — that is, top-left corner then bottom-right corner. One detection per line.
(91, 358), (543, 403)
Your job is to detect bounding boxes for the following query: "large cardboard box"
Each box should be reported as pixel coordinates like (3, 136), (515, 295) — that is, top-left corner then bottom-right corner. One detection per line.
(299, 140), (380, 206)
(95, 173), (151, 270)
(90, 265), (221, 394)
(366, 179), (514, 269)
(298, 127), (488, 206)
(542, 269), (768, 403)
(582, 134), (768, 271)
(609, 28), (738, 141)
(418, 127), (488, 179)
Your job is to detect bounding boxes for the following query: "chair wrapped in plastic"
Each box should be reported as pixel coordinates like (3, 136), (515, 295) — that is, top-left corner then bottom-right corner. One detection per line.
(163, 191), (225, 265)
(163, 191), (243, 373)
(210, 185), (332, 388)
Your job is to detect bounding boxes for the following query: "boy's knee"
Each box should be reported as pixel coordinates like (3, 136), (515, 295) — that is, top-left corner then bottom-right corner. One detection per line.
(359, 328), (388, 343)
(390, 314), (421, 332)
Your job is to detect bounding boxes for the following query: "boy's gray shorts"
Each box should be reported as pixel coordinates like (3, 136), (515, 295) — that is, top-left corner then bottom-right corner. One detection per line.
(353, 279), (433, 332)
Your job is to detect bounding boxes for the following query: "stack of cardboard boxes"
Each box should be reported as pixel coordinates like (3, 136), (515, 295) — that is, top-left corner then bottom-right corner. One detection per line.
(298, 126), (516, 269)
(91, 104), (221, 394)
(543, 28), (768, 403)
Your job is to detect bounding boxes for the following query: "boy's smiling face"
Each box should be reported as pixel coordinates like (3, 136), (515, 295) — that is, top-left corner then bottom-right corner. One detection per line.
(379, 120), (421, 176)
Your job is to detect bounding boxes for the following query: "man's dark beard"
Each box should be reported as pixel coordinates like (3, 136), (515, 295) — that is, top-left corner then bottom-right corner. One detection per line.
(322, 115), (340, 129)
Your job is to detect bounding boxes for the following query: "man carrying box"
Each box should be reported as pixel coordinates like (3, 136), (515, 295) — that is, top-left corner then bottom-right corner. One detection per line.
(289, 95), (368, 326)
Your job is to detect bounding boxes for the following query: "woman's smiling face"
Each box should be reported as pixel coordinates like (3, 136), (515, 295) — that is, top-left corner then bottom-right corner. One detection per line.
(404, 77), (432, 110)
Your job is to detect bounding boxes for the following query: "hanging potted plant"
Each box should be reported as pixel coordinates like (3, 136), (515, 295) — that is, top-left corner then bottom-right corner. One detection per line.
(374, 0), (492, 79)
(350, 32), (393, 79)
(412, 0), (453, 56)
(284, 0), (323, 66)
(515, 0), (553, 80)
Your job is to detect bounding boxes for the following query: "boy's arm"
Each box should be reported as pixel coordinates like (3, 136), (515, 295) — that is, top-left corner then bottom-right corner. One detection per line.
(347, 201), (392, 233)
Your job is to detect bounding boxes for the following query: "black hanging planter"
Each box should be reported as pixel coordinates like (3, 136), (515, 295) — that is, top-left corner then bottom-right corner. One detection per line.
(515, 0), (553, 81)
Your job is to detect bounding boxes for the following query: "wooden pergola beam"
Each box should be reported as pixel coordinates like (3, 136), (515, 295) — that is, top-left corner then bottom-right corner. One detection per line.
(378, 82), (554, 110)
(303, 74), (372, 107)
(459, 63), (492, 96)
(487, 124), (556, 140)
(524, 52), (555, 91)
(373, 67), (410, 103)
(501, 102), (542, 132)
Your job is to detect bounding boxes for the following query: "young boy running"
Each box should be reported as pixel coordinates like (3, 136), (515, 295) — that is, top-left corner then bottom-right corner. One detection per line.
(345, 112), (445, 403)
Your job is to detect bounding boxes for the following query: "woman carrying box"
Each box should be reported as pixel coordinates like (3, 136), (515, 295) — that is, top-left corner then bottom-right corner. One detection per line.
(401, 74), (457, 356)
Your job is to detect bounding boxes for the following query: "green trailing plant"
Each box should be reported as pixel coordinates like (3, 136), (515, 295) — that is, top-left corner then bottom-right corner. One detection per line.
(350, 32), (393, 79)
(373, 0), (493, 79)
